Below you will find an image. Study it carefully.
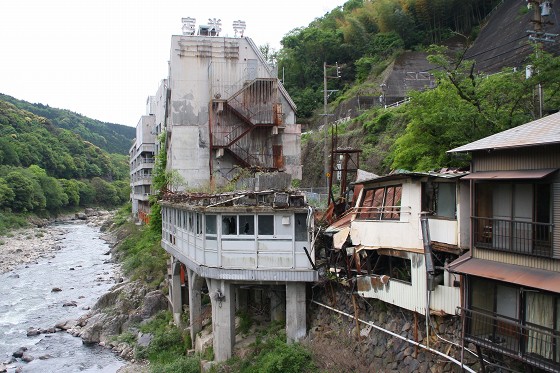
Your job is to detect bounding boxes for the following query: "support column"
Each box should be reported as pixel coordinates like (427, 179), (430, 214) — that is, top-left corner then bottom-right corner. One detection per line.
(286, 282), (307, 343)
(187, 269), (203, 346)
(269, 285), (286, 323)
(207, 278), (235, 362)
(170, 259), (183, 326)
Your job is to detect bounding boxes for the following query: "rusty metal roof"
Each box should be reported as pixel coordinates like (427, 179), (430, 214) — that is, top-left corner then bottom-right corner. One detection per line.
(449, 111), (560, 153)
(461, 169), (558, 180)
(448, 257), (560, 293)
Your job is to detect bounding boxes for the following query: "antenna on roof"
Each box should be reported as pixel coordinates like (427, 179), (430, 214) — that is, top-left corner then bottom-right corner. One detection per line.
(181, 17), (196, 35)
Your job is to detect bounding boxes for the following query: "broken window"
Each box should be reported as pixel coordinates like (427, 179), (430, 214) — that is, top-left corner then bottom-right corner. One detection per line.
(358, 185), (402, 220)
(258, 215), (274, 235)
(239, 215), (255, 235)
(222, 215), (237, 235)
(368, 252), (411, 283)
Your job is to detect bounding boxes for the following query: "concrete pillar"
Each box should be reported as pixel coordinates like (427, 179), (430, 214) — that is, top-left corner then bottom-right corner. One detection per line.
(286, 282), (306, 343)
(236, 287), (249, 313)
(170, 259), (183, 326)
(187, 269), (203, 345)
(269, 286), (286, 323)
(207, 278), (235, 362)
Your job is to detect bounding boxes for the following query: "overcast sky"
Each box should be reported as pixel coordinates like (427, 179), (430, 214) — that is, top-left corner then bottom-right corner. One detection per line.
(0, 1), (346, 127)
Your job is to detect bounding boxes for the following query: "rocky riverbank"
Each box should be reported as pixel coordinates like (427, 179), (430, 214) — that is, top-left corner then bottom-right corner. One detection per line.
(0, 209), (113, 275)
(0, 209), (160, 372)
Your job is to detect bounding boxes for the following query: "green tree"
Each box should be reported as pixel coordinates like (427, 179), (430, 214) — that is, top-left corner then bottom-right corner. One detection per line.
(91, 177), (119, 206)
(60, 179), (80, 206)
(5, 170), (45, 212)
(0, 178), (15, 209)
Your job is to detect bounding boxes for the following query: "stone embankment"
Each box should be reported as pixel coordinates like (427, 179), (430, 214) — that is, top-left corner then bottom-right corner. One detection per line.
(305, 285), (479, 373)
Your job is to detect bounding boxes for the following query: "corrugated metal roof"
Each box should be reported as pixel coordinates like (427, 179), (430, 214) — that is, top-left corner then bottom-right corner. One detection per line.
(354, 169), (469, 185)
(449, 111), (560, 153)
(461, 169), (557, 180)
(448, 257), (560, 293)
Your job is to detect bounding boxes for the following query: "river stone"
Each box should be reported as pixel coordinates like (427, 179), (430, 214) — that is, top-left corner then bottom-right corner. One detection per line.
(137, 332), (153, 347)
(55, 319), (77, 330)
(140, 290), (168, 319)
(12, 347), (27, 358)
(75, 213), (87, 220)
(26, 328), (40, 336)
(51, 287), (62, 292)
(21, 352), (34, 362)
(15, 367), (23, 373)
(0, 363), (6, 373)
(63, 301), (77, 307)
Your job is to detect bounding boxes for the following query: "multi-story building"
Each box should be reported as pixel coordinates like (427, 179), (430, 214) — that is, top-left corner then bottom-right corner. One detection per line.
(130, 81), (168, 223)
(325, 170), (469, 316)
(129, 111), (156, 224)
(149, 19), (309, 362)
(448, 112), (560, 372)
(164, 23), (302, 189)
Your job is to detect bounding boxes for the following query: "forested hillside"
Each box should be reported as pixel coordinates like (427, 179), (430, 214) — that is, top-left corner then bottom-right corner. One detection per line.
(0, 94), (135, 155)
(0, 101), (129, 218)
(278, 0), (502, 119)
(290, 0), (560, 187)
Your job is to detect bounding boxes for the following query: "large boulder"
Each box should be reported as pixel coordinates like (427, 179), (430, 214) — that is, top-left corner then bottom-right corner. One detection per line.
(140, 291), (168, 319)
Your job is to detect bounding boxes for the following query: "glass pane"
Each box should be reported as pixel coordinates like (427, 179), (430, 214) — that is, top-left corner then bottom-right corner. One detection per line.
(206, 215), (217, 235)
(188, 212), (194, 233)
(239, 215), (255, 235)
(435, 183), (456, 219)
(371, 188), (384, 220)
(295, 213), (308, 241)
(196, 213), (202, 235)
(258, 215), (274, 235)
(222, 215), (237, 235)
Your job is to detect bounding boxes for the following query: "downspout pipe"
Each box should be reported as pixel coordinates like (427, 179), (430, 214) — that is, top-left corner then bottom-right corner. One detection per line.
(311, 300), (477, 373)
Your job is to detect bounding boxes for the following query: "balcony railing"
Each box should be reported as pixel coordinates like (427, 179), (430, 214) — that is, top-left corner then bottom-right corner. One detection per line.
(461, 307), (559, 372)
(473, 217), (553, 257)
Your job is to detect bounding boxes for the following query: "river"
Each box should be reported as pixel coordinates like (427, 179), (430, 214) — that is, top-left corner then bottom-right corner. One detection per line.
(0, 222), (125, 372)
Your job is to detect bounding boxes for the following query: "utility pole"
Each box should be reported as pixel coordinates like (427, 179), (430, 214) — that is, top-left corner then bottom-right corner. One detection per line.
(322, 62), (340, 202)
(527, 0), (557, 118)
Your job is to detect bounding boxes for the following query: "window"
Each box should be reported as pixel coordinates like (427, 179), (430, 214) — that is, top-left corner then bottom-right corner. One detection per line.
(239, 215), (255, 235)
(196, 213), (202, 235)
(222, 215), (237, 235)
(295, 213), (308, 241)
(358, 185), (402, 220)
(206, 215), (217, 235)
(422, 182), (456, 219)
(258, 215), (274, 235)
(474, 182), (553, 256)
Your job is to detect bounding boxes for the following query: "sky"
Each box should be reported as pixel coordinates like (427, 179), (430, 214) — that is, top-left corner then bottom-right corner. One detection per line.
(0, 0), (347, 127)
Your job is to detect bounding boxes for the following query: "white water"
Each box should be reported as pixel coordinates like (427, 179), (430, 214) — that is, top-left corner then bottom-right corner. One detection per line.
(0, 223), (125, 372)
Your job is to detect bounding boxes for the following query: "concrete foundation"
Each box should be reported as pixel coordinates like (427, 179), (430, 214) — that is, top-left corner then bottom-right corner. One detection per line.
(170, 259), (183, 326)
(187, 269), (204, 345)
(207, 279), (235, 362)
(286, 282), (307, 343)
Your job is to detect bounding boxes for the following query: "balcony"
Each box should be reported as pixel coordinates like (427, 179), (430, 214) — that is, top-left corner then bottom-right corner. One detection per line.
(473, 217), (553, 257)
(461, 307), (559, 372)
